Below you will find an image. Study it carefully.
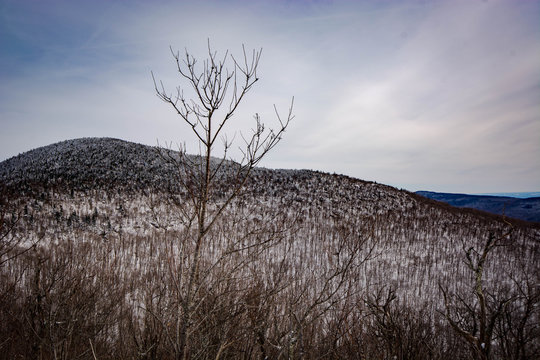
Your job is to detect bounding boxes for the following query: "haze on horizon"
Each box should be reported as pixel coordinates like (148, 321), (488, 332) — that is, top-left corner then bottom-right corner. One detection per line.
(1, 0), (539, 194)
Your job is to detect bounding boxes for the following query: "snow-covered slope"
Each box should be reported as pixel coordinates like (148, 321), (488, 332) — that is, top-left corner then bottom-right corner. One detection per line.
(0, 137), (179, 191)
(0, 137), (510, 220)
(1, 138), (538, 359)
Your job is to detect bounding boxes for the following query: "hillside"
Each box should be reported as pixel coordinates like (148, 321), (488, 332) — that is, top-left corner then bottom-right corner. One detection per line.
(0, 137), (180, 192)
(416, 190), (540, 222)
(1, 138), (539, 360)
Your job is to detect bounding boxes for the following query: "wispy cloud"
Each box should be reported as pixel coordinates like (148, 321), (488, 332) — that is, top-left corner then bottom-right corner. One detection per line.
(1, 0), (538, 193)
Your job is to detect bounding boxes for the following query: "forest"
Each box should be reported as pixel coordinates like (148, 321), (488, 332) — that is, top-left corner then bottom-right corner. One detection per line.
(0, 137), (538, 359)
(1, 43), (538, 359)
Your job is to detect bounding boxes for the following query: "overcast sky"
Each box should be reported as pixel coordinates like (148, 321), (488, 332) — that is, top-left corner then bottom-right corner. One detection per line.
(1, 0), (539, 193)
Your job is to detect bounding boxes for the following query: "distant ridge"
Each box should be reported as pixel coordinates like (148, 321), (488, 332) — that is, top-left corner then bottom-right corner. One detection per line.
(476, 192), (540, 199)
(416, 191), (540, 223)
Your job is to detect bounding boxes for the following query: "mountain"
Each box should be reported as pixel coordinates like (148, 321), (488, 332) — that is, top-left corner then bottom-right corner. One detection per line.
(0, 137), (180, 192)
(478, 191), (540, 198)
(1, 138), (538, 359)
(416, 190), (540, 223)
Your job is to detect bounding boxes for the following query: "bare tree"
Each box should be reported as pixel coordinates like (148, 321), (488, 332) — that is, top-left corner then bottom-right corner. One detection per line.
(0, 189), (41, 268)
(495, 269), (540, 360)
(439, 225), (514, 360)
(152, 40), (293, 359)
(364, 287), (445, 360)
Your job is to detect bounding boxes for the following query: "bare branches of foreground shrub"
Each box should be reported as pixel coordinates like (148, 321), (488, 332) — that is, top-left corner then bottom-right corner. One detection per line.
(2, 192), (537, 359)
(439, 224), (540, 360)
(151, 41), (294, 360)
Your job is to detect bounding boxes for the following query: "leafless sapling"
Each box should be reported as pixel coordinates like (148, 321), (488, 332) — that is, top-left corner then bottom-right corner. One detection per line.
(152, 40), (294, 360)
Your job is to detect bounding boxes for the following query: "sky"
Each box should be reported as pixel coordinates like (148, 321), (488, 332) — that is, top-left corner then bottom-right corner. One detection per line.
(0, 0), (539, 193)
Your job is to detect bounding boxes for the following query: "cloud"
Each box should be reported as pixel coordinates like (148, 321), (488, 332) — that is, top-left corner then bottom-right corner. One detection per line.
(0, 0), (539, 193)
